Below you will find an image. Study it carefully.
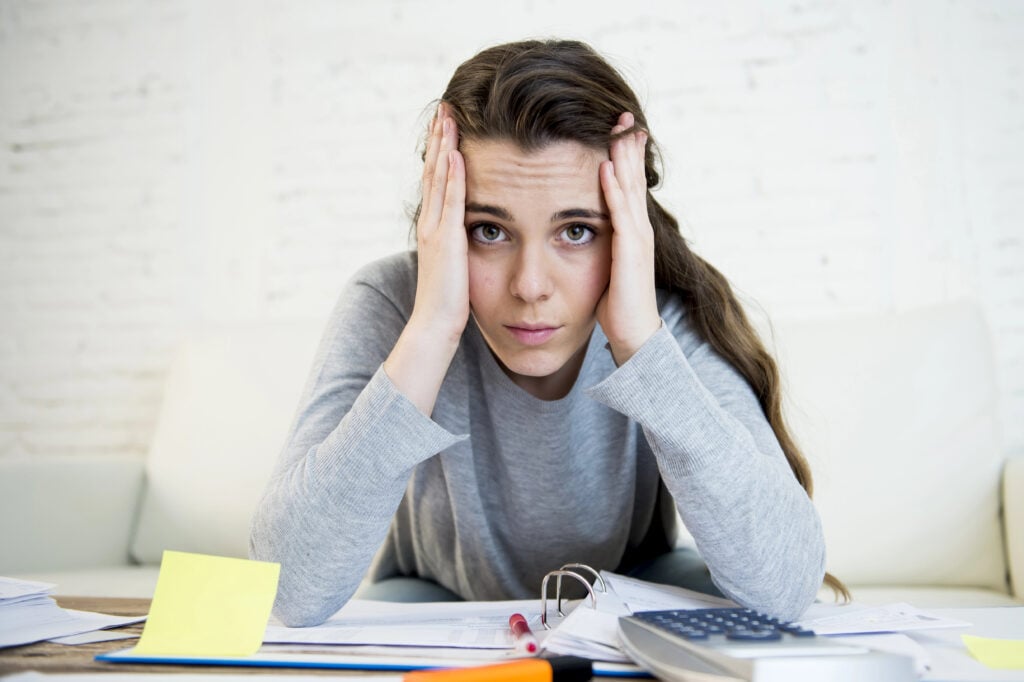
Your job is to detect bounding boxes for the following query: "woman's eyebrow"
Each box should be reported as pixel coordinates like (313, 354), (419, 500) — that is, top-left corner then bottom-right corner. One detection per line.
(552, 208), (610, 222)
(465, 202), (513, 220)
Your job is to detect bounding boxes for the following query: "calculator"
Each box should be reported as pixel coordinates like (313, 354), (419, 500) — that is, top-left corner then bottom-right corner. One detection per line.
(618, 608), (914, 681)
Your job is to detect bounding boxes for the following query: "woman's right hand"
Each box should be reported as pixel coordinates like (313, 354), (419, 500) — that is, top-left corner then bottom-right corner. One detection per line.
(411, 102), (470, 342)
(383, 103), (469, 416)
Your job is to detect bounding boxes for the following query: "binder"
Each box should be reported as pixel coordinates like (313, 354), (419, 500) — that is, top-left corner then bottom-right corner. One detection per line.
(96, 563), (650, 677)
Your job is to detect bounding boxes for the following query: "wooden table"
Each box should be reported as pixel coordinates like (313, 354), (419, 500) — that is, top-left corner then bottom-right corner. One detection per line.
(0, 596), (388, 677)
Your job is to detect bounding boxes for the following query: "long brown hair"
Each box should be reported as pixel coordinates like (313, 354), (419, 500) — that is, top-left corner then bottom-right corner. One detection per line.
(429, 38), (847, 600)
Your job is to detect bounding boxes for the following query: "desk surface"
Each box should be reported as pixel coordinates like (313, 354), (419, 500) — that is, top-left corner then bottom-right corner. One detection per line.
(0, 596), (389, 677)
(4, 598), (1021, 681)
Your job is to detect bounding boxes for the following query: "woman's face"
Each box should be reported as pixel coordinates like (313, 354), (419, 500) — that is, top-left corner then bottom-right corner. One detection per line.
(462, 139), (613, 400)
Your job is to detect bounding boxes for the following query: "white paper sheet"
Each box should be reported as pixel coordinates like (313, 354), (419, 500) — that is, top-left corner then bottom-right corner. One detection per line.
(49, 629), (138, 645)
(601, 572), (734, 612)
(0, 576), (56, 600)
(0, 604), (144, 648)
(541, 605), (631, 662)
(797, 602), (972, 635)
(263, 598), (542, 649)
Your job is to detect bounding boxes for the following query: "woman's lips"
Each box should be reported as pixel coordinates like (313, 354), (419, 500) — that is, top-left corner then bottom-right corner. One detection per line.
(505, 325), (559, 346)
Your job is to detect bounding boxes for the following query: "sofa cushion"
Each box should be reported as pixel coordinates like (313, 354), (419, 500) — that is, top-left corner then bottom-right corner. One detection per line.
(0, 456), (144, 573)
(130, 322), (323, 564)
(835, 585), (1020, 608)
(771, 303), (1007, 592)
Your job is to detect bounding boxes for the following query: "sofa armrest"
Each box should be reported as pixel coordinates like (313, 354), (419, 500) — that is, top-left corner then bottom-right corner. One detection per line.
(1005, 456), (1024, 597)
(0, 456), (145, 573)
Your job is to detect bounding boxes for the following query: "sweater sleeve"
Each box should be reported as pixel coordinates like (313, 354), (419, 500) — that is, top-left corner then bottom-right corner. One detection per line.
(249, 258), (466, 626)
(584, 316), (825, 621)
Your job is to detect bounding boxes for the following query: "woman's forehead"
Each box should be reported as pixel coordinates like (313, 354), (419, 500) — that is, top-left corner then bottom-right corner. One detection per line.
(462, 139), (606, 206)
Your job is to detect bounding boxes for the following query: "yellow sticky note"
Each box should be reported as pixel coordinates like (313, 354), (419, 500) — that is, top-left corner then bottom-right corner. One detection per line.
(962, 634), (1024, 670)
(134, 550), (280, 657)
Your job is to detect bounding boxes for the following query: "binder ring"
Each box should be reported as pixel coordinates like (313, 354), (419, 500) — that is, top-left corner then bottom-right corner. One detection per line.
(558, 563), (607, 594)
(540, 570), (596, 630)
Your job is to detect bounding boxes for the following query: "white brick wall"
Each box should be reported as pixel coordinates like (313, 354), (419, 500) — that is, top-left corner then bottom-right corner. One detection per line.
(1, 0), (1022, 460)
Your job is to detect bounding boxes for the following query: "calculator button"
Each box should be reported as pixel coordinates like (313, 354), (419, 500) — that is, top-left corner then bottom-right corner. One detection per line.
(726, 630), (783, 641)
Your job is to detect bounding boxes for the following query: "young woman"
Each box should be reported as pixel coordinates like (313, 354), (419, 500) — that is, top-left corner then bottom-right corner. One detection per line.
(251, 39), (842, 628)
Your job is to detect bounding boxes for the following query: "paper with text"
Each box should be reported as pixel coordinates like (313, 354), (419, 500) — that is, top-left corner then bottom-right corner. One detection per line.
(263, 598), (541, 649)
(797, 602), (971, 636)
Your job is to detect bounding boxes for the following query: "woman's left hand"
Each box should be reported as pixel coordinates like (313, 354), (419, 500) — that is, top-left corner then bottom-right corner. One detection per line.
(596, 111), (662, 366)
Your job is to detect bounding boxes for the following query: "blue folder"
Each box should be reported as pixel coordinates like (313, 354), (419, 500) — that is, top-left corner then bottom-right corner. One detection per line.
(96, 645), (650, 678)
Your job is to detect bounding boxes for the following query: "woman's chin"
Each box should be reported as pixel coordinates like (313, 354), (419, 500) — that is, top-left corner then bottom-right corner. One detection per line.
(495, 351), (566, 379)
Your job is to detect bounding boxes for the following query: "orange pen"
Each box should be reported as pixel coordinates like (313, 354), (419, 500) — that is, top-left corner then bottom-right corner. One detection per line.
(403, 655), (592, 682)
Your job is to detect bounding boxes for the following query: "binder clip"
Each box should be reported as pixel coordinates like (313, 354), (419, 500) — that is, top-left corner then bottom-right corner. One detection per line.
(539, 563), (608, 630)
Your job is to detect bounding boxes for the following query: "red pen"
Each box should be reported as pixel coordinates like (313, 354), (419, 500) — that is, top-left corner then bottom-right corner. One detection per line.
(509, 612), (539, 654)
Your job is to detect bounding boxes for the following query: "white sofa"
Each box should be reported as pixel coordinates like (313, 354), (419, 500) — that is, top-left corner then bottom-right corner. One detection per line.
(2, 303), (1021, 608)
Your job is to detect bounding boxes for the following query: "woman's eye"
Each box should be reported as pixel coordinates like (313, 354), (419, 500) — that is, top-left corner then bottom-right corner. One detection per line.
(470, 224), (507, 243)
(562, 224), (595, 244)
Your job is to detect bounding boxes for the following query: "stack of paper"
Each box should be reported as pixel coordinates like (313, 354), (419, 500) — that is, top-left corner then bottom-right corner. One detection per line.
(0, 576), (144, 649)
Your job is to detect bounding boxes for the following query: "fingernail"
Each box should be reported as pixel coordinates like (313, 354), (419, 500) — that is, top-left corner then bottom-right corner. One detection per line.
(443, 117), (452, 137)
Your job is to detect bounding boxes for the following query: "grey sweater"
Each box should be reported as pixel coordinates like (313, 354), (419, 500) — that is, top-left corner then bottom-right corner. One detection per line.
(250, 252), (826, 627)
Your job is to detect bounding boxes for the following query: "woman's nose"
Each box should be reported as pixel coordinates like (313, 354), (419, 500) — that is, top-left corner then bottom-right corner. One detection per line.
(509, 245), (554, 302)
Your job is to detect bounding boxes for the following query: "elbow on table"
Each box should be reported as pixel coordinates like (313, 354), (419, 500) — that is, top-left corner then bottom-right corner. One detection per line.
(759, 559), (825, 622)
(271, 577), (352, 627)
(759, 514), (829, 622)
(716, 546), (825, 623)
(272, 598), (337, 628)
(724, 574), (820, 623)
(768, 577), (821, 623)
(248, 537), (346, 628)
